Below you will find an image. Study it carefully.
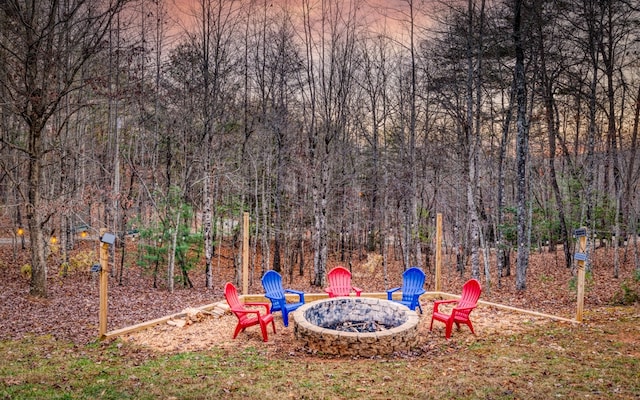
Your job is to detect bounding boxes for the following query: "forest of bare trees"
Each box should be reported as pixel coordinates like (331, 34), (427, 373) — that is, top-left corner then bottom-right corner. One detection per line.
(1, 0), (640, 298)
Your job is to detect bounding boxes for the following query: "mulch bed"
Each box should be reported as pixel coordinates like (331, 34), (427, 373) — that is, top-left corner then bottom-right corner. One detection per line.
(119, 300), (556, 357)
(1, 241), (636, 353)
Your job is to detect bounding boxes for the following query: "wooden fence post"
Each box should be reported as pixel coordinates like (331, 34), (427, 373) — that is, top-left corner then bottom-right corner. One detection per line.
(242, 212), (249, 295)
(435, 213), (443, 292)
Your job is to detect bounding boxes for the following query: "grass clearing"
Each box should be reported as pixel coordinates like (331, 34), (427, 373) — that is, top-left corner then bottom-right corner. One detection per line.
(1, 306), (638, 399)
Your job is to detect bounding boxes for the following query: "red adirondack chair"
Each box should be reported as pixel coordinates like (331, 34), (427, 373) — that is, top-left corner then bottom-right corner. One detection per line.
(324, 266), (362, 297)
(430, 279), (482, 339)
(224, 282), (276, 342)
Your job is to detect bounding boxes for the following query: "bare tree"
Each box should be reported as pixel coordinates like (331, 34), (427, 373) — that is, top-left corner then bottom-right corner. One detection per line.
(301, 0), (361, 286)
(464, 0), (485, 281)
(184, 0), (240, 288)
(531, 0), (572, 269)
(513, 0), (530, 290)
(0, 0), (129, 297)
(597, 0), (637, 277)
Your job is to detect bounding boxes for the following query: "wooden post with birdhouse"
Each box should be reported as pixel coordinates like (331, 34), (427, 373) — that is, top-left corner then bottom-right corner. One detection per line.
(98, 231), (115, 338)
(574, 227), (588, 322)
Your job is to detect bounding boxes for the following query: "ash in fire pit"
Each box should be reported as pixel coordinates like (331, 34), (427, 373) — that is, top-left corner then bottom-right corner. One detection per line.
(293, 297), (420, 357)
(329, 320), (392, 332)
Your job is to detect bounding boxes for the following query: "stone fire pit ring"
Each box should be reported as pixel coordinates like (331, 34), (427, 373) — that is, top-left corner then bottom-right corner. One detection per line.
(293, 297), (420, 357)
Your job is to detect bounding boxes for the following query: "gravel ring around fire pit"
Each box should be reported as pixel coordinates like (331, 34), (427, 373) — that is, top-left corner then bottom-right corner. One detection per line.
(293, 297), (420, 357)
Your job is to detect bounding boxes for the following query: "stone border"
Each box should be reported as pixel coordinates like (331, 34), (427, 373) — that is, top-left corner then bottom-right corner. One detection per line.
(292, 297), (420, 357)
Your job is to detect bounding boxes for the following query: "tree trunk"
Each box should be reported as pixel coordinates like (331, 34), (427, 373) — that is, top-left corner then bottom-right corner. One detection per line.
(408, 0), (422, 269)
(584, 0), (600, 273)
(167, 213), (180, 293)
(497, 80), (515, 286)
(27, 131), (47, 297)
(312, 160), (329, 287)
(514, 0), (530, 291)
(203, 172), (213, 289)
(600, 0), (622, 278)
(624, 85), (640, 225)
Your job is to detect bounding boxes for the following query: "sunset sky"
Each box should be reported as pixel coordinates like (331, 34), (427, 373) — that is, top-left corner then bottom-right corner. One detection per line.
(168, 0), (432, 43)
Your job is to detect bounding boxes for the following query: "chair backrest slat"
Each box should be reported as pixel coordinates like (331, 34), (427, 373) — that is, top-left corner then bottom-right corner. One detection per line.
(327, 266), (352, 296)
(456, 279), (481, 316)
(225, 282), (252, 324)
(262, 270), (285, 299)
(401, 267), (425, 302)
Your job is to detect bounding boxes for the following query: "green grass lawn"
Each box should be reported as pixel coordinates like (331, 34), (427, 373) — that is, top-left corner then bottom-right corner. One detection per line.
(1, 307), (639, 400)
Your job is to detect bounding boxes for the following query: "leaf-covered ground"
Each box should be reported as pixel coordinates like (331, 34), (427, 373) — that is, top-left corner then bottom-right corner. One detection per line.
(0, 239), (638, 349)
(1, 240), (639, 399)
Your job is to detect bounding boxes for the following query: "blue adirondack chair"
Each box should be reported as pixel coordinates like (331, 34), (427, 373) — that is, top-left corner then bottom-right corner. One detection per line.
(261, 270), (305, 327)
(386, 267), (426, 313)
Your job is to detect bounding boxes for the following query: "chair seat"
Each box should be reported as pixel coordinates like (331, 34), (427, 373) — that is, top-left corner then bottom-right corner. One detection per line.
(270, 301), (303, 313)
(398, 300), (416, 309)
(243, 311), (274, 323)
(284, 301), (304, 310)
(432, 310), (467, 323)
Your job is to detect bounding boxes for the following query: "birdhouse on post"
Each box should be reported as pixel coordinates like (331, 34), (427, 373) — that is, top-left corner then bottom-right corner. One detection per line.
(99, 232), (115, 338)
(573, 227), (588, 322)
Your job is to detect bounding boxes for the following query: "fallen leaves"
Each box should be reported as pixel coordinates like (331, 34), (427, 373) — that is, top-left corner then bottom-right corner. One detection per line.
(0, 242), (637, 351)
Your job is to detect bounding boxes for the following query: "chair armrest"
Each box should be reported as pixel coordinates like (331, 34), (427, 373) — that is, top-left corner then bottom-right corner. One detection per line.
(244, 302), (271, 314)
(433, 299), (458, 313)
(386, 287), (401, 300)
(324, 288), (332, 295)
(452, 305), (477, 313)
(416, 288), (426, 296)
(285, 289), (305, 302)
(232, 308), (260, 318)
(265, 294), (287, 308)
(352, 286), (363, 296)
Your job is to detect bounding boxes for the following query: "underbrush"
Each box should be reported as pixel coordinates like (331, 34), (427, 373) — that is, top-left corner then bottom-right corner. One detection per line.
(612, 270), (640, 305)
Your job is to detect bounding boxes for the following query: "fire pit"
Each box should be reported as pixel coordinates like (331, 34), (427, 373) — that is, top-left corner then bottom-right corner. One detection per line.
(292, 297), (420, 357)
